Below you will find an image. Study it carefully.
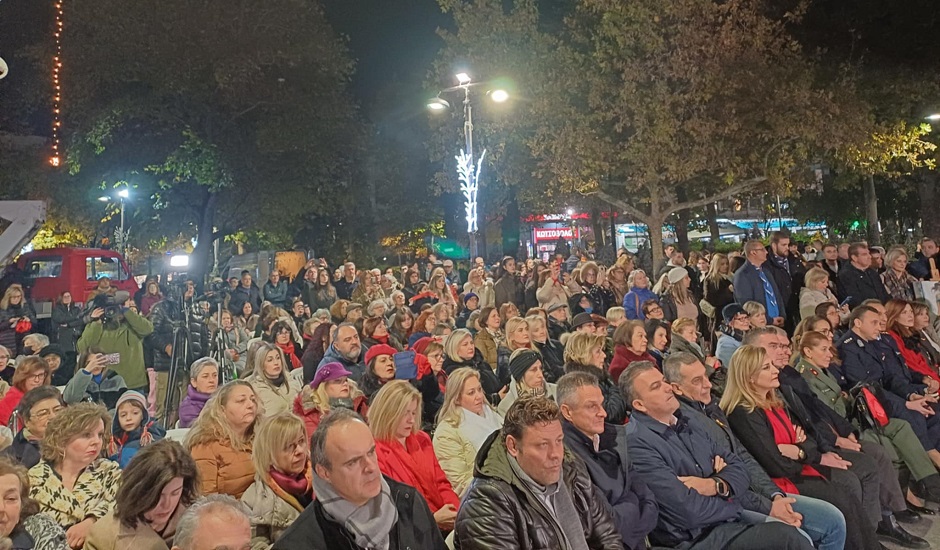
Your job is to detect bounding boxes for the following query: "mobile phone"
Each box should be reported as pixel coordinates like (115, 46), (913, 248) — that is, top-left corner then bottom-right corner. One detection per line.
(839, 296), (852, 307)
(103, 353), (121, 365)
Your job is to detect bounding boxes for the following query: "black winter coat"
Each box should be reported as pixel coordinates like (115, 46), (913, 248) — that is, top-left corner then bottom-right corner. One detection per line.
(836, 263), (889, 308)
(534, 338), (565, 383)
(0, 303), (35, 354)
(51, 303), (84, 353)
(564, 361), (627, 424)
(455, 431), (622, 550)
(444, 350), (505, 406)
(273, 476), (446, 550)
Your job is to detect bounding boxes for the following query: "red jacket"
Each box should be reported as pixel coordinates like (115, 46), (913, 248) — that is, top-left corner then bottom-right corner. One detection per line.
(609, 345), (657, 384)
(888, 331), (940, 384)
(0, 386), (24, 427)
(375, 431), (460, 513)
(292, 390), (369, 439)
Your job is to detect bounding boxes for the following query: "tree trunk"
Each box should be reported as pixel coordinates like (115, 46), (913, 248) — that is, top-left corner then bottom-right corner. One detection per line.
(502, 191), (520, 257)
(862, 174), (880, 245)
(675, 209), (690, 254)
(706, 202), (720, 245)
(646, 213), (668, 275)
(191, 192), (217, 286)
(591, 207), (605, 248)
(919, 172), (940, 239)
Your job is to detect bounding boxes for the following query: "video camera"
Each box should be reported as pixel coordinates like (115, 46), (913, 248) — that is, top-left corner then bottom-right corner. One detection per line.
(89, 290), (131, 323)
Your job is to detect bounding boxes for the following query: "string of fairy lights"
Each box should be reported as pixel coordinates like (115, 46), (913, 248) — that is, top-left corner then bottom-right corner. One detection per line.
(49, 0), (63, 167)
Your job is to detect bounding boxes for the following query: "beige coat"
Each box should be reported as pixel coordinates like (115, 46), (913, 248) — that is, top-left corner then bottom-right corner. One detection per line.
(246, 374), (301, 416)
(240, 474), (307, 550)
(84, 505), (184, 550)
(463, 280), (495, 309)
(432, 420), (479, 497)
(474, 329), (499, 368)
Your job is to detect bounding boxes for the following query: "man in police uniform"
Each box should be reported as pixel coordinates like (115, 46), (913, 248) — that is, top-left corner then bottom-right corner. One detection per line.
(838, 305), (940, 467)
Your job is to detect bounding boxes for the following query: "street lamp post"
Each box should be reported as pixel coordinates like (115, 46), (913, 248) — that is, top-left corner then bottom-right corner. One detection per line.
(429, 72), (508, 260)
(99, 188), (130, 256)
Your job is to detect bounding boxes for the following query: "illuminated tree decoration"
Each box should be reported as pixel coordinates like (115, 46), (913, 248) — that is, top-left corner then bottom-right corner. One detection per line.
(49, 0), (65, 167)
(456, 148), (485, 234)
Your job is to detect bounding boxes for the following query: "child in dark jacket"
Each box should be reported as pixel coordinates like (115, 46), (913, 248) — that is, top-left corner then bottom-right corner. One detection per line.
(108, 390), (165, 468)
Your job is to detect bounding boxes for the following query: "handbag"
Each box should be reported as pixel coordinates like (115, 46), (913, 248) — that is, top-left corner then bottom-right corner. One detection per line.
(699, 299), (716, 319)
(849, 383), (890, 432)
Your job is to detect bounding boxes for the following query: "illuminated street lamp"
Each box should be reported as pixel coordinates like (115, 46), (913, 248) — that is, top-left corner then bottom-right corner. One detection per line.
(428, 72), (509, 259)
(99, 187), (131, 256)
(927, 114), (940, 121)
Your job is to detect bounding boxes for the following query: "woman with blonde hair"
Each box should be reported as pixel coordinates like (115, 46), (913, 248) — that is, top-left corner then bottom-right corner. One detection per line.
(293, 362), (368, 438)
(703, 253), (735, 335)
(351, 270), (385, 307)
(370, 381), (461, 532)
(721, 345), (880, 550)
(443, 329), (506, 406)
(0, 284), (35, 355)
(433, 367), (503, 496)
(564, 331), (626, 424)
(185, 380), (259, 498)
(882, 247), (919, 301)
(527, 314), (565, 382)
(244, 343), (301, 416)
(29, 402), (119, 548)
(241, 413), (312, 548)
(495, 317), (534, 380)
(799, 267), (844, 321)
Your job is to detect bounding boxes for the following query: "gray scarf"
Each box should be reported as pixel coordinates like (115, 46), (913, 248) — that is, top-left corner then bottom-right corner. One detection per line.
(508, 456), (589, 550)
(312, 473), (398, 550)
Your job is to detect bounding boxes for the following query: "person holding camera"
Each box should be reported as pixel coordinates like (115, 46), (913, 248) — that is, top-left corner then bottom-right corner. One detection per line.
(77, 291), (153, 394)
(62, 348), (128, 410)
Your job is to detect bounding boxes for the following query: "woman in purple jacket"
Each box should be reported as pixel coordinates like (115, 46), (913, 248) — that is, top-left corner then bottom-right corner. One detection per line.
(178, 357), (219, 428)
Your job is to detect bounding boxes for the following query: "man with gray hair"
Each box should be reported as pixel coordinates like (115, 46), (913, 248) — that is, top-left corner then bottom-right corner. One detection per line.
(664, 352), (847, 549)
(558, 371), (658, 550)
(171, 494), (250, 550)
(316, 322), (364, 381)
(621, 362), (813, 549)
(274, 409), (445, 550)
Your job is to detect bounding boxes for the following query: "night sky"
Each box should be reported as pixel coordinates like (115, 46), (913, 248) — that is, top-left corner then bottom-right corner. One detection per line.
(321, 0), (450, 109)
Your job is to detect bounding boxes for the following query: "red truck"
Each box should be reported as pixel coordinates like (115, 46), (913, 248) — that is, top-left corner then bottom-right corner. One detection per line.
(18, 247), (139, 318)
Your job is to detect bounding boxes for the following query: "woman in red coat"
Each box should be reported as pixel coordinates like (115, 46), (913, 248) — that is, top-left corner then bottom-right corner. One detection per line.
(369, 379), (460, 533)
(609, 320), (657, 383)
(291, 362), (368, 439)
(0, 356), (50, 426)
(885, 299), (940, 390)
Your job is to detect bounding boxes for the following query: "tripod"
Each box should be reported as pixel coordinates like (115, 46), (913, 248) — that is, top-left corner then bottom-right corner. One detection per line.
(209, 301), (239, 384)
(162, 287), (195, 429)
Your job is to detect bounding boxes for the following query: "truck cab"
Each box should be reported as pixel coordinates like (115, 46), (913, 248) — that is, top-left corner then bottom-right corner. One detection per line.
(18, 248), (139, 318)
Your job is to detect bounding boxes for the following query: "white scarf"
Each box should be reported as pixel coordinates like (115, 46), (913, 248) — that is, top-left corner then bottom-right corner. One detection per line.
(459, 406), (504, 451)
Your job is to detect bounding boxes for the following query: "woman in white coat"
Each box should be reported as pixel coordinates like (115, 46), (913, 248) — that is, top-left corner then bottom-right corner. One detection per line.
(245, 343), (301, 416)
(432, 367), (503, 496)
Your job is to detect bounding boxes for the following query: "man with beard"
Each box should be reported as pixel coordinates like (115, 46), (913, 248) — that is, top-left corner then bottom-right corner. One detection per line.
(77, 290), (154, 393)
(315, 323), (365, 382)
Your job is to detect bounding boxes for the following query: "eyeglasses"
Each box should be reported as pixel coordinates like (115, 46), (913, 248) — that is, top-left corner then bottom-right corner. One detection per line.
(27, 372), (46, 381)
(647, 306), (663, 313)
(31, 405), (63, 420)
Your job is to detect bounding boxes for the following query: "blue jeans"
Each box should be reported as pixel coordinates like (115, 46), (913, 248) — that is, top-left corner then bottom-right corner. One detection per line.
(782, 494), (847, 550)
(740, 494), (846, 550)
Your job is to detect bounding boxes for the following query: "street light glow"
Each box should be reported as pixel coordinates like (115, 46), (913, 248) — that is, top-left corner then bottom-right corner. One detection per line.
(455, 72), (471, 85)
(927, 114), (940, 121)
(427, 97), (450, 111)
(490, 89), (509, 103)
(117, 188), (129, 198)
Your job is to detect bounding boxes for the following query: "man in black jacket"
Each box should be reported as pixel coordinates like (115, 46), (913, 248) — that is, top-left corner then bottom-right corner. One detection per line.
(557, 372), (658, 550)
(664, 353), (847, 549)
(620, 362), (812, 550)
(836, 243), (889, 307)
(274, 410), (445, 550)
(455, 397), (622, 550)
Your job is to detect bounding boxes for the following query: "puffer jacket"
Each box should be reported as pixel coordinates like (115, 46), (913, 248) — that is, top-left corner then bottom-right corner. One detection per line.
(108, 406), (166, 469)
(178, 385), (212, 428)
(246, 374), (302, 416)
(444, 350), (505, 406)
(262, 280), (289, 309)
(564, 362), (627, 425)
(241, 470), (311, 550)
(62, 369), (127, 411)
(189, 439), (254, 498)
(454, 431), (622, 550)
(474, 329), (500, 369)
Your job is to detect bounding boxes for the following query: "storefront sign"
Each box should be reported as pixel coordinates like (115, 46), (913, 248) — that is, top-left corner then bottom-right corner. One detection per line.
(533, 227), (577, 242)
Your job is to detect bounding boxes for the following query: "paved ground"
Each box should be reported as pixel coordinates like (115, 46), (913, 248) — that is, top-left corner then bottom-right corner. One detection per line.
(884, 506), (940, 549)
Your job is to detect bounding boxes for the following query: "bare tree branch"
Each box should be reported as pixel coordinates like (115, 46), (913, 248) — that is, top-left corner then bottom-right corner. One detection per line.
(672, 176), (768, 212)
(586, 189), (652, 220)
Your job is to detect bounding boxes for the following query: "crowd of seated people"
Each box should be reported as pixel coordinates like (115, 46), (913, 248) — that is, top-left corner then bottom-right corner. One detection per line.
(2, 241), (940, 549)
